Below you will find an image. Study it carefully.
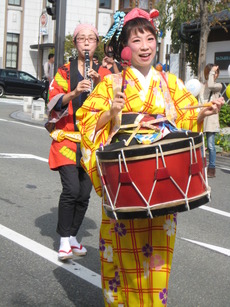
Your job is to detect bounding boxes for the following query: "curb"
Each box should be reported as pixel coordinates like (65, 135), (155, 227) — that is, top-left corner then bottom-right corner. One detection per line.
(10, 110), (47, 127)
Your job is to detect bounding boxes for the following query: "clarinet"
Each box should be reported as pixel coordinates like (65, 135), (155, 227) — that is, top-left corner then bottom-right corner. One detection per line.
(84, 51), (93, 93)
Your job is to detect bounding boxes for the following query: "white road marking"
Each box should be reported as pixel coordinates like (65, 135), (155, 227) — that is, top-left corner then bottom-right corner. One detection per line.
(0, 153), (48, 163)
(0, 224), (101, 288)
(0, 98), (24, 105)
(216, 166), (230, 171)
(1, 150), (230, 267)
(181, 237), (230, 257)
(0, 118), (45, 129)
(0, 220), (229, 294)
(200, 205), (230, 218)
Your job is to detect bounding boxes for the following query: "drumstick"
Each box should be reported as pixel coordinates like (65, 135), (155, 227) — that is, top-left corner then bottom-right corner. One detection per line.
(120, 47), (132, 92)
(179, 102), (212, 110)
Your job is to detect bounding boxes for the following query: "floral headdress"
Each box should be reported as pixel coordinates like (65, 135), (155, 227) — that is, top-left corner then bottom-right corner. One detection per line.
(102, 8), (160, 43)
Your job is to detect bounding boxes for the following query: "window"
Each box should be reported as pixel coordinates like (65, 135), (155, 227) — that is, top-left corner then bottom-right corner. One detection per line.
(8, 0), (21, 5)
(6, 33), (19, 69)
(138, 0), (149, 10)
(123, 0), (130, 8)
(99, 0), (111, 9)
(6, 71), (17, 78)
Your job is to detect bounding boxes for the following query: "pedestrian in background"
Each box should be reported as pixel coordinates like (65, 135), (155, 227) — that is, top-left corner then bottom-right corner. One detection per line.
(98, 48), (122, 81)
(199, 64), (223, 177)
(93, 54), (99, 67)
(46, 23), (100, 261)
(43, 53), (55, 84)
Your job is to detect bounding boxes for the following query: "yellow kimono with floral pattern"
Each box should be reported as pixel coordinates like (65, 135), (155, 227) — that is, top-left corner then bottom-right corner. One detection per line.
(76, 67), (200, 306)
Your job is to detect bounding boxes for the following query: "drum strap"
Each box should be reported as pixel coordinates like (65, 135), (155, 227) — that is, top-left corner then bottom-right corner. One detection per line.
(124, 116), (168, 146)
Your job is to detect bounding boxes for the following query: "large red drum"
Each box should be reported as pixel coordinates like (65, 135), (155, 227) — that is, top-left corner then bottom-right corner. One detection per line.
(96, 131), (210, 220)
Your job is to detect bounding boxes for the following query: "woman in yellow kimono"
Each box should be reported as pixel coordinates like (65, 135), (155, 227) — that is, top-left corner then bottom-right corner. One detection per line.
(76, 8), (224, 307)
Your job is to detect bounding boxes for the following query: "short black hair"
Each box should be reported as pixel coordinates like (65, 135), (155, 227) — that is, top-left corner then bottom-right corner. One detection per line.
(48, 53), (54, 60)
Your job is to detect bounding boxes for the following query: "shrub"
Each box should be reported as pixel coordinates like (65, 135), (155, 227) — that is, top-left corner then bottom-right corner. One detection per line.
(219, 103), (230, 128)
(215, 133), (230, 152)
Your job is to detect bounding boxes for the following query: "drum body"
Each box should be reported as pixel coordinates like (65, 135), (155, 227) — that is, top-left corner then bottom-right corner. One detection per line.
(96, 132), (211, 220)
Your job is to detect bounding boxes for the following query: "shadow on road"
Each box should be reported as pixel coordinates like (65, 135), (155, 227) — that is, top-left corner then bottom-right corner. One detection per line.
(34, 207), (103, 306)
(220, 168), (230, 174)
(35, 207), (98, 252)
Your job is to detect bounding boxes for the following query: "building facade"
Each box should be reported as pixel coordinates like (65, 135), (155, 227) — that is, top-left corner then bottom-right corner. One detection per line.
(0, 0), (119, 79)
(1, 0), (229, 85)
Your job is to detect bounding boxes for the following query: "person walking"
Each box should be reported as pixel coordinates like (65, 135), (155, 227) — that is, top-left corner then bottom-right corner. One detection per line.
(199, 64), (223, 177)
(76, 8), (224, 306)
(43, 53), (55, 84)
(46, 24), (100, 261)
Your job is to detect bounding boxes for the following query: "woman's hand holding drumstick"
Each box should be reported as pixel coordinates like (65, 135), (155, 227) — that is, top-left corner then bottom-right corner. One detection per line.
(196, 97), (225, 124)
(95, 92), (126, 132)
(95, 47), (132, 132)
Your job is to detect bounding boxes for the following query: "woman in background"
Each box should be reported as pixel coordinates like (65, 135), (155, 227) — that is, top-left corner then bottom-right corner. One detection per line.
(199, 64), (222, 178)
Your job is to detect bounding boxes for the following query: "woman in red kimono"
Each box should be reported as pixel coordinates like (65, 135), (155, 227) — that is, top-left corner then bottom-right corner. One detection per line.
(47, 23), (100, 261)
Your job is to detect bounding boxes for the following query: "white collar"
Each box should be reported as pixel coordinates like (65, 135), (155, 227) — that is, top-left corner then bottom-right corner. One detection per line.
(131, 66), (153, 94)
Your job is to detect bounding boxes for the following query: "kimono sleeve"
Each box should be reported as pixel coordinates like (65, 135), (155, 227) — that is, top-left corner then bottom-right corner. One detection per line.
(76, 77), (114, 196)
(167, 73), (202, 132)
(46, 64), (70, 121)
(48, 65), (69, 102)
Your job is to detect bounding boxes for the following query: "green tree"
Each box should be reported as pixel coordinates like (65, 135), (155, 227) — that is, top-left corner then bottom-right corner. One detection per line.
(156, 0), (228, 80)
(64, 34), (76, 62)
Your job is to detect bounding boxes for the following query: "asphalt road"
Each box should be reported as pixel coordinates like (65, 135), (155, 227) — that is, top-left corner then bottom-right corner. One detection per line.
(0, 99), (230, 307)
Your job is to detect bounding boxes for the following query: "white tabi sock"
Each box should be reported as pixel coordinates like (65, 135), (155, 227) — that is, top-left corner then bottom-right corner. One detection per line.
(69, 236), (81, 248)
(59, 237), (71, 251)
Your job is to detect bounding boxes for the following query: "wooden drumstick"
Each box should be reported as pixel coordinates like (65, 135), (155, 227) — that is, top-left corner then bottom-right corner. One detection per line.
(179, 102), (212, 110)
(120, 47), (132, 92)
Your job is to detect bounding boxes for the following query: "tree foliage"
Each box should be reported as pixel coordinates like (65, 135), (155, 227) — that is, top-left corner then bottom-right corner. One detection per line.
(156, 0), (228, 77)
(64, 34), (76, 62)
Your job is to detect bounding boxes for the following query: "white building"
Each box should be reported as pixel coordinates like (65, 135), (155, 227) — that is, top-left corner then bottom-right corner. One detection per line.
(0, 0), (119, 78)
(1, 0), (229, 86)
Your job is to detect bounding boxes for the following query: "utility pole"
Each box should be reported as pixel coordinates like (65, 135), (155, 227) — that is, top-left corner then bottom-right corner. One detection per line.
(46, 0), (66, 74)
(54, 0), (66, 73)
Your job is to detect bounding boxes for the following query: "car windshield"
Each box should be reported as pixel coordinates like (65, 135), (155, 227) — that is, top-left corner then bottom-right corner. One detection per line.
(19, 72), (35, 82)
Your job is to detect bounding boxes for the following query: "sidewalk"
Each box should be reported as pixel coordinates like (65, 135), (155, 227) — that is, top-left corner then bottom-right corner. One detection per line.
(11, 109), (47, 127)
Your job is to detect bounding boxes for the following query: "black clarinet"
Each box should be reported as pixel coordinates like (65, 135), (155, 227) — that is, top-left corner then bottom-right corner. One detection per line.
(84, 51), (93, 93)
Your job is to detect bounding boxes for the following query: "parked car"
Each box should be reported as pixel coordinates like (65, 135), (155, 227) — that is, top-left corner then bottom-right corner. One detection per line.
(0, 69), (47, 100)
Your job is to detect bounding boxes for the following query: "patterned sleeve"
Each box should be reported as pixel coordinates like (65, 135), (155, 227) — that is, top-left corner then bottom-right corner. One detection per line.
(76, 76), (115, 195)
(167, 73), (202, 132)
(49, 64), (69, 102)
(77, 76), (114, 145)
